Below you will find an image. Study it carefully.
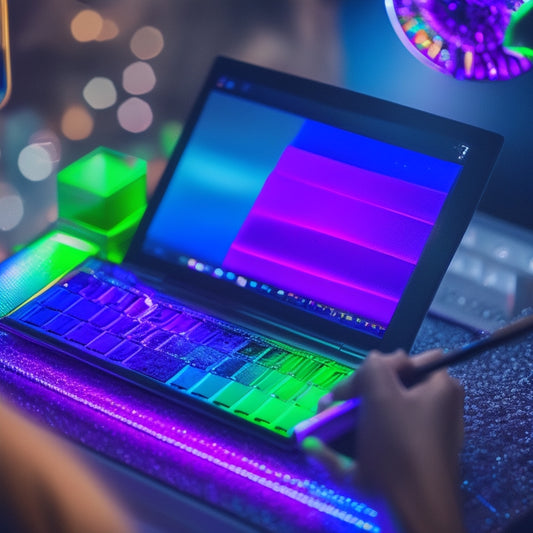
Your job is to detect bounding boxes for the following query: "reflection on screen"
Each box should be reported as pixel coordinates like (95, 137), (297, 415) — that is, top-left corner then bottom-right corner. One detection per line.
(143, 89), (462, 337)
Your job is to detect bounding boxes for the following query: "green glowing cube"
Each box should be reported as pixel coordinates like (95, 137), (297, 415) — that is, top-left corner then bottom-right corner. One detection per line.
(57, 147), (147, 262)
(58, 146), (147, 232)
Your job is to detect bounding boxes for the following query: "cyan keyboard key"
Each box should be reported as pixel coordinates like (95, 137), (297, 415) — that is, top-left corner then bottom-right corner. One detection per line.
(190, 374), (231, 399)
(170, 365), (207, 390)
(211, 381), (250, 408)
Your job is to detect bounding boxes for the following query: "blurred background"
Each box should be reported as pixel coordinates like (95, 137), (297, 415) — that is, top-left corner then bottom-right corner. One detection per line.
(0, 0), (532, 262)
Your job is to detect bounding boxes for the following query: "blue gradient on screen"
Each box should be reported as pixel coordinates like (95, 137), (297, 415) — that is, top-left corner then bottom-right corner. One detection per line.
(292, 121), (460, 192)
(145, 91), (304, 264)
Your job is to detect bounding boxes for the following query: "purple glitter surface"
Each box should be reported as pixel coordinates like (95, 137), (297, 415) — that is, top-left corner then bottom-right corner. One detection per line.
(0, 329), (393, 533)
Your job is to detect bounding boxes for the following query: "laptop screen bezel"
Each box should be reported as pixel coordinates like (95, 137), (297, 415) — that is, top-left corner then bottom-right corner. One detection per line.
(127, 56), (503, 357)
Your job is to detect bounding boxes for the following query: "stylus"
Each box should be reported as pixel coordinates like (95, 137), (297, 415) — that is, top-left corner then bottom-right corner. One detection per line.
(294, 313), (533, 446)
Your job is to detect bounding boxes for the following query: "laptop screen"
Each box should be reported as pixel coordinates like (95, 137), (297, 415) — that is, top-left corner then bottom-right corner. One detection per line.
(141, 69), (465, 340)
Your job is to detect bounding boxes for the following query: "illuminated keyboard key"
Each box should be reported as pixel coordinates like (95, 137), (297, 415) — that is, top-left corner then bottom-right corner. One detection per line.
(258, 348), (291, 368)
(22, 306), (58, 327)
(233, 363), (268, 386)
(41, 287), (80, 310)
(211, 381), (250, 408)
(211, 357), (247, 378)
(45, 314), (80, 335)
(187, 345), (223, 370)
(271, 377), (306, 401)
(186, 322), (218, 343)
(143, 305), (179, 326)
(125, 349), (187, 382)
(87, 332), (122, 354)
(105, 315), (137, 335)
(170, 365), (207, 390)
(252, 369), (286, 392)
(232, 389), (271, 416)
(124, 297), (153, 318)
(65, 323), (101, 345)
(65, 299), (102, 321)
(206, 330), (247, 353)
(291, 359), (324, 381)
(90, 307), (121, 328)
(237, 340), (269, 358)
(107, 340), (140, 361)
(295, 385), (326, 411)
(253, 397), (287, 425)
(310, 366), (351, 389)
(164, 313), (200, 333)
(190, 374), (231, 399)
(273, 406), (313, 435)
(142, 329), (173, 349)
(278, 354), (304, 374)
(159, 335), (196, 358)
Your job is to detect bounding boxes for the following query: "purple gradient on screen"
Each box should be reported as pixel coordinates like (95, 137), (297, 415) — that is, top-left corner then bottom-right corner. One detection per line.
(223, 146), (447, 326)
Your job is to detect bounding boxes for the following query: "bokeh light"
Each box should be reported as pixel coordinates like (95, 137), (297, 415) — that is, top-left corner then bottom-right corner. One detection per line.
(70, 10), (104, 43)
(130, 26), (164, 60)
(96, 19), (120, 42)
(123, 61), (157, 95)
(83, 77), (118, 109)
(0, 184), (24, 231)
(29, 129), (62, 164)
(117, 97), (153, 133)
(18, 144), (55, 182)
(61, 105), (94, 140)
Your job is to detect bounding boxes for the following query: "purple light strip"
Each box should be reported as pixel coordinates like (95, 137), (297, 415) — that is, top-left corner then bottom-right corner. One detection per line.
(0, 351), (383, 532)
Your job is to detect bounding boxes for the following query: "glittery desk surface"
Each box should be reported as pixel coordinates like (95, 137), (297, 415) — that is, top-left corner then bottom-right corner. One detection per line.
(0, 315), (531, 533)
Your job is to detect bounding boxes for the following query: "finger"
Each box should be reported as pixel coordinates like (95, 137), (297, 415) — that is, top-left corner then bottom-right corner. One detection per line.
(301, 436), (359, 483)
(325, 350), (410, 405)
(409, 348), (445, 368)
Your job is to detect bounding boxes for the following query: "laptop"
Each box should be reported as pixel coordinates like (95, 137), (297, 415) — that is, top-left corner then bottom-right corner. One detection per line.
(0, 57), (503, 448)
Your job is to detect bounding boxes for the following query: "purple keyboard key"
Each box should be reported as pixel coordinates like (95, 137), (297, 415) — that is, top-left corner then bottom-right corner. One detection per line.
(107, 340), (140, 362)
(41, 287), (80, 311)
(87, 332), (123, 355)
(65, 299), (103, 321)
(22, 306), (58, 327)
(45, 315), (80, 335)
(64, 323), (102, 345)
(90, 307), (121, 328)
(124, 348), (187, 382)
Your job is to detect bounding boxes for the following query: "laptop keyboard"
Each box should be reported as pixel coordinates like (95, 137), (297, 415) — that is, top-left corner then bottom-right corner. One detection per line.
(7, 262), (354, 439)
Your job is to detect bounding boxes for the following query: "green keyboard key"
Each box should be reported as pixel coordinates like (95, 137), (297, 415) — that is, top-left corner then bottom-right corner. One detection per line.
(309, 366), (351, 389)
(271, 377), (306, 401)
(252, 369), (287, 392)
(232, 389), (271, 416)
(253, 397), (287, 425)
(291, 358), (324, 381)
(295, 385), (326, 411)
(211, 381), (250, 408)
(273, 405), (313, 435)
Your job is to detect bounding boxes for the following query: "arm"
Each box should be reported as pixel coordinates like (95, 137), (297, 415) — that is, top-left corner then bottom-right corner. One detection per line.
(0, 399), (135, 533)
(304, 350), (466, 533)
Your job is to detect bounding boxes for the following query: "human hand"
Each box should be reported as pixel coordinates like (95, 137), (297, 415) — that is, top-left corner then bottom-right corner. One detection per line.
(303, 349), (466, 533)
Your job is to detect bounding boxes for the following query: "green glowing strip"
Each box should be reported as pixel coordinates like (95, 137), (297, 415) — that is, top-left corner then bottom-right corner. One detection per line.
(504, 1), (533, 59)
(0, 230), (98, 317)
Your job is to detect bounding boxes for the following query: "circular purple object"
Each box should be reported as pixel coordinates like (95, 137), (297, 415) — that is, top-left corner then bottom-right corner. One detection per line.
(385, 0), (532, 80)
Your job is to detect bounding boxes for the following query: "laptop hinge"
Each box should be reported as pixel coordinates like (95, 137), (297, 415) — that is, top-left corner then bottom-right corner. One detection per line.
(338, 344), (367, 362)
